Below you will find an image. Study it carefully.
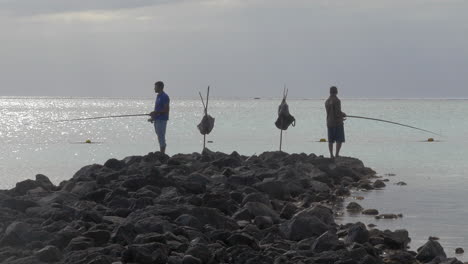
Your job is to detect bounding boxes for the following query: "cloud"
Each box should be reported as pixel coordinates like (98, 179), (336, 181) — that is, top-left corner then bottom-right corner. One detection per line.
(0, 0), (188, 16)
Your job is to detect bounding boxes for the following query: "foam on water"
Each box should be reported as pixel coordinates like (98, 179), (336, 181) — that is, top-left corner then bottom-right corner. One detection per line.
(1, 97), (467, 259)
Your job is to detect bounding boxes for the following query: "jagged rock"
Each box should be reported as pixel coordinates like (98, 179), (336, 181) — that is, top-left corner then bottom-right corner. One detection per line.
(280, 203), (298, 220)
(253, 180), (291, 200)
(66, 236), (94, 251)
(244, 202), (280, 223)
(293, 204), (335, 226)
(35, 245), (62, 263)
(1, 198), (38, 212)
(122, 242), (169, 264)
(185, 244), (212, 263)
(311, 231), (339, 253)
(281, 216), (329, 241)
(226, 233), (259, 250)
(14, 179), (41, 195)
(346, 202), (363, 212)
(345, 222), (369, 244)
(384, 250), (416, 264)
(372, 180), (386, 188)
(383, 229), (411, 249)
(416, 239), (447, 263)
(175, 214), (203, 230)
(253, 216), (274, 229)
(0, 221), (31, 246)
(242, 193), (271, 207)
(182, 255), (202, 264)
(83, 230), (111, 246)
(104, 158), (125, 170)
(190, 207), (239, 230)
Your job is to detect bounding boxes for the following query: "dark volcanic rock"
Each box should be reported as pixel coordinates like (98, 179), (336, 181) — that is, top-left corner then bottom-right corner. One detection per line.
(416, 239), (447, 263)
(383, 229), (411, 249)
(281, 216), (329, 241)
(346, 202), (363, 212)
(1, 150), (442, 264)
(35, 245), (62, 263)
(311, 231), (339, 253)
(345, 222), (369, 244)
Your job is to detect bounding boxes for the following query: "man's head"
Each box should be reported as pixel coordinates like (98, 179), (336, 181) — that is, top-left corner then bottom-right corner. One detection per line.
(154, 81), (164, 94)
(330, 86), (338, 95)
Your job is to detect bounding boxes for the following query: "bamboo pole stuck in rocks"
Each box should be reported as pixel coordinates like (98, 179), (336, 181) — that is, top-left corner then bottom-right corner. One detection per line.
(197, 86), (215, 151)
(275, 86), (296, 151)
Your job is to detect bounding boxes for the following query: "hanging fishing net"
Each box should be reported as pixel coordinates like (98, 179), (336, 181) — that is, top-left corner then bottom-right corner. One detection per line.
(275, 98), (296, 130)
(197, 114), (215, 135)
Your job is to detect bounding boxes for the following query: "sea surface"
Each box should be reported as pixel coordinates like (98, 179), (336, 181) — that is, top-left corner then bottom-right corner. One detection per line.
(1, 97), (467, 260)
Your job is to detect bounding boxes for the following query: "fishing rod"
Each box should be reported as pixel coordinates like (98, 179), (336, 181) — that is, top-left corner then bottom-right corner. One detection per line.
(42, 113), (150, 124)
(346, 115), (442, 136)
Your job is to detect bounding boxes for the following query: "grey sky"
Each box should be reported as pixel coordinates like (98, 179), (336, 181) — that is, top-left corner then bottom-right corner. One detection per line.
(1, 0), (467, 98)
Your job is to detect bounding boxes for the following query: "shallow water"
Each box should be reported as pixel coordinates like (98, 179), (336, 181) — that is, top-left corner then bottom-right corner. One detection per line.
(1, 97), (467, 260)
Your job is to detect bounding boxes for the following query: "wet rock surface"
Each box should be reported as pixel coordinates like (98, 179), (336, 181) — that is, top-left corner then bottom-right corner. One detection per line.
(0, 150), (461, 263)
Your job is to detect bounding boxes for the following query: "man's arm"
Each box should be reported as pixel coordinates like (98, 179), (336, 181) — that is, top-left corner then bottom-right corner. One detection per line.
(337, 100), (346, 119)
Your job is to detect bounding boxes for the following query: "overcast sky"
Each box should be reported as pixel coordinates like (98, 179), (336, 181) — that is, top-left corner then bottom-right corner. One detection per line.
(0, 0), (467, 98)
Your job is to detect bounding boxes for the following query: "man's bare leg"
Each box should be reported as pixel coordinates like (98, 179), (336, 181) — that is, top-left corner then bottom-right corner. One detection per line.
(328, 143), (334, 158)
(336, 142), (342, 157)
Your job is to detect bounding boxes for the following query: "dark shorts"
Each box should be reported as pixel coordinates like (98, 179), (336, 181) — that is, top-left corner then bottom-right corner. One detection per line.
(328, 124), (345, 143)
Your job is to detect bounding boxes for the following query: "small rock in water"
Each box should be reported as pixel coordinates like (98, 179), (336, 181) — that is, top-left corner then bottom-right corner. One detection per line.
(396, 181), (407, 186)
(346, 202), (363, 212)
(429, 236), (440, 240)
(375, 214), (399, 220)
(362, 209), (379, 215)
(367, 223), (377, 228)
(455, 247), (464, 254)
(386, 173), (396, 176)
(373, 180), (386, 188)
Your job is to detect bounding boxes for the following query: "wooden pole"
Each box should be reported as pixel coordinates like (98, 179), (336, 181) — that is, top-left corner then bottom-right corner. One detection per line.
(279, 130), (283, 152)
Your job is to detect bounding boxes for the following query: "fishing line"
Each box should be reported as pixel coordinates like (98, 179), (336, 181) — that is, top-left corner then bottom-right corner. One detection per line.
(347, 115), (442, 136)
(41, 114), (150, 124)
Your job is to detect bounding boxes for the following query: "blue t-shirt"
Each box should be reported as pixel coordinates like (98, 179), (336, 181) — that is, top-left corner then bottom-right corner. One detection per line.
(154, 91), (170, 120)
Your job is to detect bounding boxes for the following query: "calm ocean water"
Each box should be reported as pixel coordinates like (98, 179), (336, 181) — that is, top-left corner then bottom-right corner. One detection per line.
(1, 97), (467, 259)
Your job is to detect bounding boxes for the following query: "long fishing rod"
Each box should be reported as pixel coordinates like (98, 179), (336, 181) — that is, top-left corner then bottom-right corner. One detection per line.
(346, 115), (442, 136)
(42, 113), (150, 123)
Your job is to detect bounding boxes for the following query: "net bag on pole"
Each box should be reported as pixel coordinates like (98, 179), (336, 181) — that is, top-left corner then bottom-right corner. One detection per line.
(275, 93), (296, 130)
(197, 86), (215, 135)
(197, 114), (215, 135)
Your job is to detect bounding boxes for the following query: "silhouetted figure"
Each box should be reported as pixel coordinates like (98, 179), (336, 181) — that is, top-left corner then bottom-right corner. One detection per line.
(150, 81), (170, 154)
(325, 86), (346, 158)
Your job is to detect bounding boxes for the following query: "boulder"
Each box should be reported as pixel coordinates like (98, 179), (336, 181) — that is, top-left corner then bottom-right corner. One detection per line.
(416, 239), (447, 263)
(344, 222), (369, 244)
(253, 180), (291, 200)
(244, 202), (280, 223)
(35, 245), (62, 263)
(0, 221), (31, 246)
(185, 244), (212, 263)
(242, 193), (271, 207)
(311, 231), (339, 253)
(281, 216), (329, 241)
(372, 180), (386, 189)
(122, 242), (169, 264)
(383, 229), (411, 249)
(346, 202), (363, 212)
(175, 214), (203, 230)
(362, 209), (379, 215)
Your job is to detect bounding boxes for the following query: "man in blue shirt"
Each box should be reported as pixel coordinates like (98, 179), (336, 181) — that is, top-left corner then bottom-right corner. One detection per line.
(150, 81), (170, 154)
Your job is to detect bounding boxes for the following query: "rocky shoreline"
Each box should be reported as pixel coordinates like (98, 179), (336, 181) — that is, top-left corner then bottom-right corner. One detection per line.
(0, 150), (462, 264)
